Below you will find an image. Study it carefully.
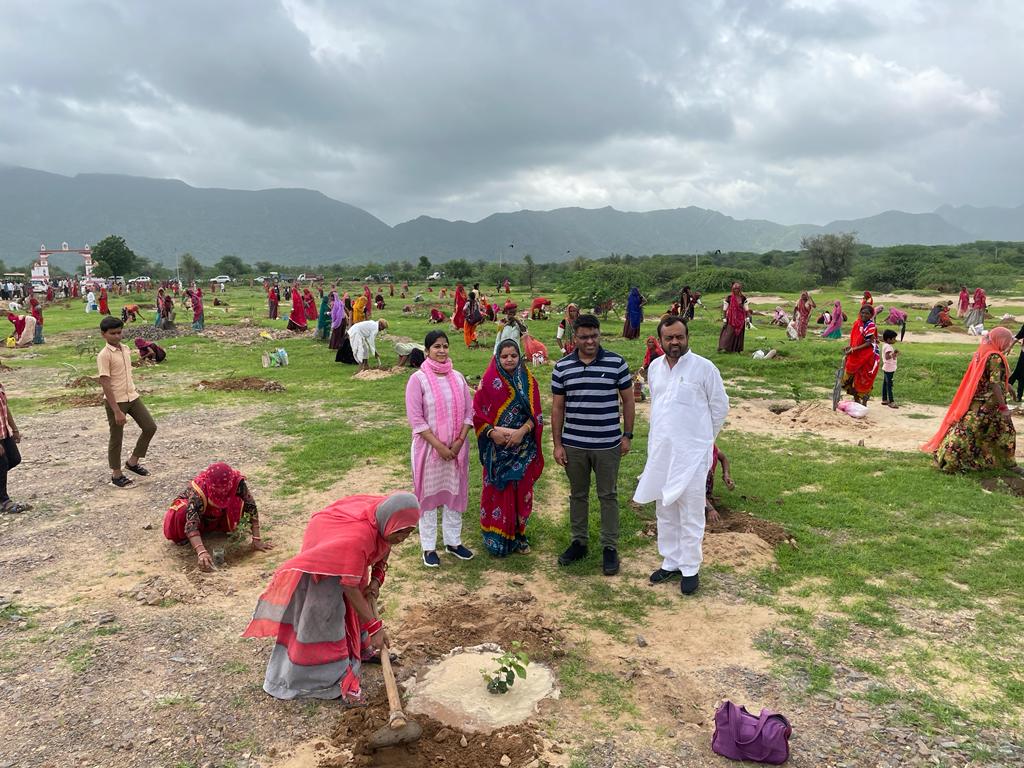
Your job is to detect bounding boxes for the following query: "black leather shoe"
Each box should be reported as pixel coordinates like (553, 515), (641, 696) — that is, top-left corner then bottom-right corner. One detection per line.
(602, 547), (620, 576)
(680, 573), (700, 595)
(649, 568), (680, 585)
(558, 540), (588, 566)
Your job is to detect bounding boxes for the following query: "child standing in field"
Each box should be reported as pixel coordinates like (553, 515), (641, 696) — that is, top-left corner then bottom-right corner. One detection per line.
(97, 316), (157, 487)
(881, 329), (899, 408)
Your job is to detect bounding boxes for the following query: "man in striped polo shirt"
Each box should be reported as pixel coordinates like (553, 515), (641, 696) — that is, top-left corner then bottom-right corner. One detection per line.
(551, 313), (635, 575)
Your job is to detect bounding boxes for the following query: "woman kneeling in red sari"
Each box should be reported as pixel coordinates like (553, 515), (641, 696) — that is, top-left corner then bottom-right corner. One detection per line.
(163, 463), (273, 571)
(244, 493), (419, 702)
(843, 304), (881, 405)
(473, 340), (544, 556)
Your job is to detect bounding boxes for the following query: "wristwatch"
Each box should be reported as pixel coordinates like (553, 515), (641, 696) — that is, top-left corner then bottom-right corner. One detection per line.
(623, 431), (634, 439)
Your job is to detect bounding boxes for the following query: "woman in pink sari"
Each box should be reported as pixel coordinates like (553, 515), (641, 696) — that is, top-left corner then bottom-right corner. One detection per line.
(244, 493), (420, 701)
(793, 292), (816, 339)
(957, 286), (969, 318)
(405, 330), (475, 568)
(717, 282), (748, 353)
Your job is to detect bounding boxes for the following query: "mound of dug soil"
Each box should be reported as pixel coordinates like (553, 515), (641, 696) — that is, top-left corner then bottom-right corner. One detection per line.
(706, 506), (793, 546)
(66, 375), (99, 388)
(43, 392), (105, 407)
(352, 367), (406, 381)
(400, 592), (568, 664)
(980, 474), (1024, 498)
(197, 377), (285, 393)
(331, 704), (542, 768)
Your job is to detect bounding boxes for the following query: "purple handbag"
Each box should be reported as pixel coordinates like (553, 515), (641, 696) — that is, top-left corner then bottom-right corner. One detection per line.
(711, 700), (792, 764)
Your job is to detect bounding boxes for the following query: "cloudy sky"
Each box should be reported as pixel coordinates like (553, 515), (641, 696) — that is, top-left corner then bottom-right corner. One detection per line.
(1, 1), (1020, 225)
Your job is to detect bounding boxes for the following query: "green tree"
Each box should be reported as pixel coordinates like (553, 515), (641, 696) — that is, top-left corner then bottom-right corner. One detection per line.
(214, 255), (249, 277)
(255, 260), (276, 274)
(802, 232), (857, 284)
(92, 259), (113, 278)
(444, 259), (473, 280)
(179, 252), (203, 284)
(561, 264), (650, 311)
(418, 255), (432, 274)
(91, 235), (138, 277)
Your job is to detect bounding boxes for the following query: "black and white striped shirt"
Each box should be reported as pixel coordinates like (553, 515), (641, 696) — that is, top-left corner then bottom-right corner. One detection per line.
(551, 347), (631, 450)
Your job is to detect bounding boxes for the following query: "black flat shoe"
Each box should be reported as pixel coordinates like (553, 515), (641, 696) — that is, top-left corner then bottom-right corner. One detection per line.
(602, 547), (620, 576)
(558, 540), (588, 566)
(125, 462), (150, 476)
(649, 568), (680, 585)
(680, 573), (700, 595)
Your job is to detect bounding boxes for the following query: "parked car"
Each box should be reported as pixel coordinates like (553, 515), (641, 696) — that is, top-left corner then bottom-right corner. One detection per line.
(426, 271), (445, 281)
(255, 276), (267, 284)
(297, 273), (323, 282)
(212, 275), (233, 284)
(132, 276), (152, 283)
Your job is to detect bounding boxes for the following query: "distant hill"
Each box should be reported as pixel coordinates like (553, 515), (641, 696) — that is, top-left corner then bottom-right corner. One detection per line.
(0, 165), (1019, 266)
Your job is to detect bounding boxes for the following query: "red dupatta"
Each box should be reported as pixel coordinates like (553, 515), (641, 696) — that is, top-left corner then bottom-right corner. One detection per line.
(642, 336), (663, 368)
(242, 495), (420, 637)
(725, 283), (746, 331)
(922, 328), (1013, 452)
(288, 287), (306, 325)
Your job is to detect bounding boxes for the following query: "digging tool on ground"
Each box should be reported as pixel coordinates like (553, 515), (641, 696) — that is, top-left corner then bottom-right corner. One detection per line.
(832, 352), (848, 411)
(367, 597), (422, 749)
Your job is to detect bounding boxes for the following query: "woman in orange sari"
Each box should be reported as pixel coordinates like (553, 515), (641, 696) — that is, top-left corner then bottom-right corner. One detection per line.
(244, 493), (420, 701)
(462, 289), (481, 348)
(473, 341), (544, 556)
(842, 305), (881, 405)
(923, 327), (1019, 473)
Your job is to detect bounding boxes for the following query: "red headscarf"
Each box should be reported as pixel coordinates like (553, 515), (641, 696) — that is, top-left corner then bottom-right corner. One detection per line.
(30, 296), (43, 325)
(861, 291), (873, 306)
(642, 336), (663, 368)
(7, 313), (25, 337)
(922, 327), (1013, 452)
(973, 288), (987, 309)
(192, 462), (244, 509)
(725, 283), (746, 331)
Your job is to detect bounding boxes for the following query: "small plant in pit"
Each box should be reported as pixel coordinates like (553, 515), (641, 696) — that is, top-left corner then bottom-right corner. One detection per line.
(481, 642), (529, 694)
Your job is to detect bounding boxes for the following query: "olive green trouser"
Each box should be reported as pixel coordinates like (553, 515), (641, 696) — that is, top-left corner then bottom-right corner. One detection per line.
(105, 398), (157, 471)
(564, 444), (621, 549)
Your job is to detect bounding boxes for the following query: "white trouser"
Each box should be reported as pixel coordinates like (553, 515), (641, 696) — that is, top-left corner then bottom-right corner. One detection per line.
(655, 479), (707, 576)
(418, 505), (462, 551)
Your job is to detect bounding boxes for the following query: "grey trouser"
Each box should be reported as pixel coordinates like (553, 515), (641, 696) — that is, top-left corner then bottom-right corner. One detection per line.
(105, 398), (157, 470)
(564, 444), (621, 549)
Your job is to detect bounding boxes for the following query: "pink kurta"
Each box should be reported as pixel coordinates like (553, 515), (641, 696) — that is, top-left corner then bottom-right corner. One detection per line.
(405, 368), (474, 513)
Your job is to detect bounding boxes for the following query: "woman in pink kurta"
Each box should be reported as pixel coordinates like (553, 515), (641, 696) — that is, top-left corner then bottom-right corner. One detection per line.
(405, 330), (475, 568)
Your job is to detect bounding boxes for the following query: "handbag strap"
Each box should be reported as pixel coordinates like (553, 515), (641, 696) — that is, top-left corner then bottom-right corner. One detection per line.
(734, 707), (773, 746)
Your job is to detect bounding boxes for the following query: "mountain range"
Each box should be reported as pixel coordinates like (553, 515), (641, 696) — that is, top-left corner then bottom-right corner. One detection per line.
(1, 165), (1021, 267)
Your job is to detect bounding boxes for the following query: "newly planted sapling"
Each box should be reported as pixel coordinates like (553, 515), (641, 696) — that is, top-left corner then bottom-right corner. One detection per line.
(481, 642), (530, 694)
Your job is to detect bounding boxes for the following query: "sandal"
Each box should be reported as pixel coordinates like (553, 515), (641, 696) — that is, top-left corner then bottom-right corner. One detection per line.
(111, 475), (134, 488)
(125, 462), (150, 476)
(1, 500), (29, 514)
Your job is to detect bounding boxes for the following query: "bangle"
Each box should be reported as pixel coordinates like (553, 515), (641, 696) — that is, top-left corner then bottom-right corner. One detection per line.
(251, 536), (262, 542)
(365, 619), (383, 636)
(195, 546), (208, 556)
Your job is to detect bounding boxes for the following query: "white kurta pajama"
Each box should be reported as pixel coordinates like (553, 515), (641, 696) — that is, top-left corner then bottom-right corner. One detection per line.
(633, 352), (729, 576)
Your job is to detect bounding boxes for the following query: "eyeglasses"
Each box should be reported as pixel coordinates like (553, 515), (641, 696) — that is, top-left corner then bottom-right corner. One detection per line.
(575, 334), (600, 342)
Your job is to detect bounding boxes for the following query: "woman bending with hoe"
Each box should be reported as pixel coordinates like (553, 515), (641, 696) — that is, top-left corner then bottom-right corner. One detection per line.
(924, 327), (1020, 474)
(474, 340), (544, 557)
(163, 462), (273, 571)
(244, 493), (419, 702)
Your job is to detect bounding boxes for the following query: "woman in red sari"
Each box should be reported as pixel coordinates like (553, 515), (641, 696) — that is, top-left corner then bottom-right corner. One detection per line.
(452, 283), (467, 329)
(287, 286), (308, 331)
(860, 290), (873, 307)
(794, 291), (816, 339)
(842, 305), (881, 404)
(302, 288), (317, 321)
(163, 463), (273, 571)
(98, 286), (110, 315)
(362, 285), (373, 320)
(244, 493), (420, 701)
(473, 340), (544, 557)
(641, 335), (663, 371)
(717, 282), (748, 353)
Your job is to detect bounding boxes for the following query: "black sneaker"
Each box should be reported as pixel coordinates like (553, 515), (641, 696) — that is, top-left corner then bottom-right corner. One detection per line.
(422, 550), (441, 568)
(557, 540), (588, 566)
(602, 547), (620, 576)
(445, 544), (474, 561)
(680, 573), (700, 595)
(649, 568), (680, 585)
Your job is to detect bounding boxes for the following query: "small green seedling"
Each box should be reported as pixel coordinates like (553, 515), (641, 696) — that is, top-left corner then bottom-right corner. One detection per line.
(481, 642), (530, 695)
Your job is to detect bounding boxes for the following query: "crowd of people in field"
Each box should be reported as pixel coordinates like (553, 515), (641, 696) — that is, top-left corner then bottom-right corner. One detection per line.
(0, 275), (1019, 705)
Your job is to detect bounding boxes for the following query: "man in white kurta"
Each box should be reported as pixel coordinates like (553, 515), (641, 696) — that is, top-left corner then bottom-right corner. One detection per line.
(633, 317), (729, 595)
(347, 319), (388, 370)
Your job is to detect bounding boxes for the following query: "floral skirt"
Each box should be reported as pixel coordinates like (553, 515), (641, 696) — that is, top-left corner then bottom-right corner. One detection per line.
(935, 404), (1016, 473)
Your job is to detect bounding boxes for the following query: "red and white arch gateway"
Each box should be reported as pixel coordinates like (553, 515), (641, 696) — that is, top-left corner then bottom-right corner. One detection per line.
(32, 242), (93, 283)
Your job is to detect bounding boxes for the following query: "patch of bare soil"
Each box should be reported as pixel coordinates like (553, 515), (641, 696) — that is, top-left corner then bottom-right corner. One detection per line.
(980, 474), (1024, 497)
(202, 324), (295, 345)
(198, 376), (286, 392)
(66, 375), (99, 388)
(352, 367), (407, 381)
(43, 391), (106, 407)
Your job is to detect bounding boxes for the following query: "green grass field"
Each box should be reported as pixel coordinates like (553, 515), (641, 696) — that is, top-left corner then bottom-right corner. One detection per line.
(7, 281), (1024, 754)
